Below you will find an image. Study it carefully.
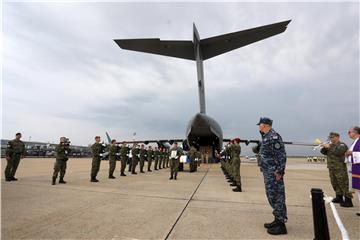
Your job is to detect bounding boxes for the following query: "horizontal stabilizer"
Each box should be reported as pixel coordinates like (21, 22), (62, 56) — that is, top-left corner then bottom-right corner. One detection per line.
(114, 39), (195, 60)
(200, 20), (291, 60)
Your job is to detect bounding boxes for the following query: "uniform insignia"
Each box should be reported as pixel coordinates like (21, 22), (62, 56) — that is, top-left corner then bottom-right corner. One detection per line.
(274, 143), (281, 149)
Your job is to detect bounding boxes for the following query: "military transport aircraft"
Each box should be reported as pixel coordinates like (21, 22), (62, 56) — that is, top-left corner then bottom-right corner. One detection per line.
(113, 20), (315, 157)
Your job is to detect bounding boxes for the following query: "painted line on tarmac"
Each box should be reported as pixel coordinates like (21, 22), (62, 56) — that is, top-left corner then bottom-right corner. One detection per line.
(164, 167), (210, 240)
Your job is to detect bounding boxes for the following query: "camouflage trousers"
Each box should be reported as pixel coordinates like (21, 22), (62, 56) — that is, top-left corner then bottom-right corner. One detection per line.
(120, 157), (127, 174)
(162, 157), (166, 168)
(128, 158), (132, 172)
(108, 156), (116, 176)
(139, 158), (145, 172)
(232, 158), (241, 187)
(329, 167), (352, 198)
(159, 157), (163, 169)
(131, 158), (139, 173)
(53, 159), (67, 179)
(5, 155), (21, 178)
(227, 160), (233, 178)
(166, 158), (169, 168)
(91, 157), (101, 178)
(147, 158), (152, 171)
(263, 170), (287, 223)
(189, 160), (197, 172)
(170, 159), (179, 178)
(154, 157), (159, 170)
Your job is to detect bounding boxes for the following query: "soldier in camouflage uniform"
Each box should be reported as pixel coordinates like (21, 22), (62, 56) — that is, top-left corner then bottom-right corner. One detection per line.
(232, 138), (242, 192)
(169, 142), (183, 180)
(119, 142), (128, 176)
(195, 150), (201, 170)
(107, 139), (118, 179)
(188, 146), (197, 172)
(131, 144), (140, 174)
(90, 136), (104, 182)
(162, 148), (167, 168)
(226, 141), (235, 186)
(258, 117), (287, 235)
(159, 148), (164, 169)
(5, 133), (26, 181)
(52, 137), (71, 185)
(154, 146), (160, 170)
(127, 145), (132, 172)
(320, 132), (353, 207)
(147, 146), (154, 172)
(139, 144), (147, 173)
(166, 149), (170, 168)
(252, 143), (262, 168)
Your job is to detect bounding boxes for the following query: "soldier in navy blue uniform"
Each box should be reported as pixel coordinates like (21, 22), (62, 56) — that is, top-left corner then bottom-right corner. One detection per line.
(257, 117), (287, 235)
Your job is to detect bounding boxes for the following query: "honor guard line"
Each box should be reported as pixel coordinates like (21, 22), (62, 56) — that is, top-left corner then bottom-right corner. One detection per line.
(114, 20), (315, 157)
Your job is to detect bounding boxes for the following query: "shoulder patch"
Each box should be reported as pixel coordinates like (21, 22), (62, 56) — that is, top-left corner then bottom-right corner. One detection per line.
(274, 143), (281, 149)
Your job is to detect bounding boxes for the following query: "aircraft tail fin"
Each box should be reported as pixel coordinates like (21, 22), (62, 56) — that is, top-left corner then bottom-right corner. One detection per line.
(105, 132), (112, 144)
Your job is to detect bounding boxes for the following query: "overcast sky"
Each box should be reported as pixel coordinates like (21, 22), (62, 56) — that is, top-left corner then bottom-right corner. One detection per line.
(2, 1), (359, 155)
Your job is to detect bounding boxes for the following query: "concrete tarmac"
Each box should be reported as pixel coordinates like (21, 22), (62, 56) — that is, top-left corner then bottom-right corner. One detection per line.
(1, 158), (359, 239)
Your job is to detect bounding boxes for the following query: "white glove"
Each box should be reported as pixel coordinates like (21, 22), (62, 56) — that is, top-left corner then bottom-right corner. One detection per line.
(99, 153), (103, 157)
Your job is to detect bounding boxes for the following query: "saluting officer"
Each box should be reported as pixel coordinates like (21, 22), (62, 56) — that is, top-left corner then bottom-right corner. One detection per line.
(5, 133), (26, 181)
(108, 139), (118, 179)
(90, 136), (103, 182)
(258, 117), (287, 235)
(52, 137), (71, 185)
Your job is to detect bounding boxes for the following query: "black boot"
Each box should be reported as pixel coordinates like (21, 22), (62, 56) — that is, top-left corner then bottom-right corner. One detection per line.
(332, 194), (343, 204)
(264, 218), (277, 229)
(90, 177), (99, 182)
(267, 219), (287, 235)
(5, 178), (12, 182)
(230, 183), (237, 187)
(109, 175), (116, 179)
(132, 171), (137, 175)
(10, 177), (18, 181)
(169, 175), (173, 180)
(148, 169), (152, 172)
(356, 213), (360, 216)
(232, 186), (242, 192)
(59, 178), (66, 184)
(340, 197), (353, 208)
(121, 173), (126, 176)
(52, 177), (56, 185)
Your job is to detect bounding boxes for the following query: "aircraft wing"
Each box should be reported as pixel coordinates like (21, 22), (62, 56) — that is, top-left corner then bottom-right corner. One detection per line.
(115, 139), (184, 146)
(114, 39), (195, 60)
(200, 20), (291, 60)
(223, 138), (316, 147)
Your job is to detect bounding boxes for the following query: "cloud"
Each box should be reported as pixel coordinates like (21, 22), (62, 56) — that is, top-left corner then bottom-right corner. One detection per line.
(2, 2), (359, 156)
